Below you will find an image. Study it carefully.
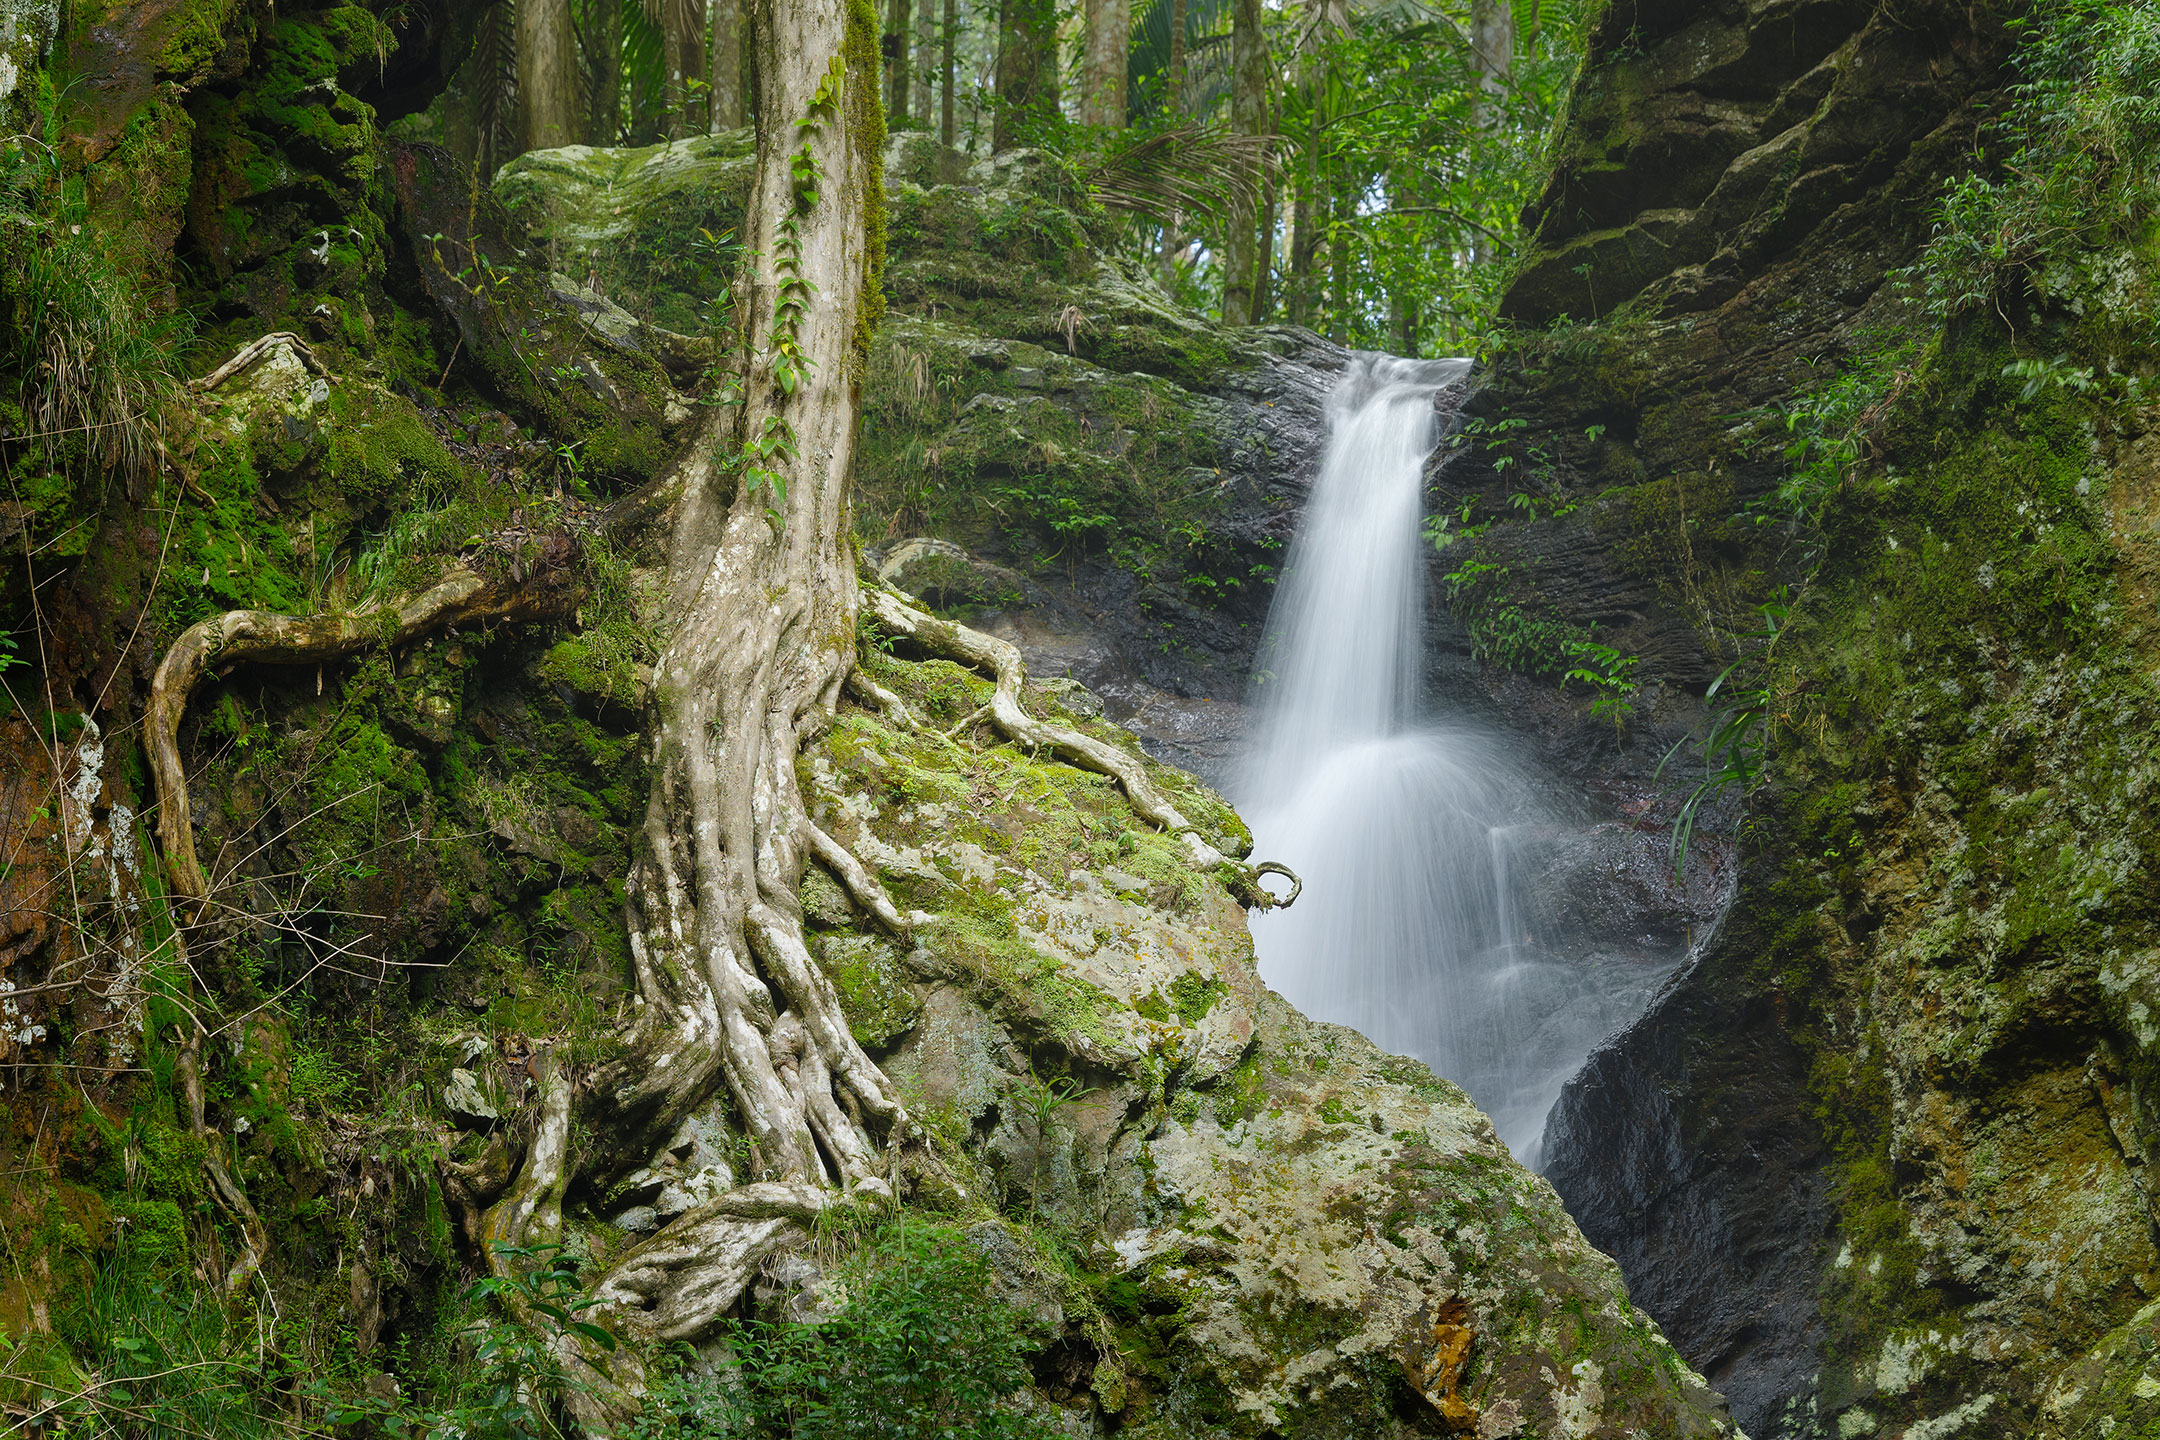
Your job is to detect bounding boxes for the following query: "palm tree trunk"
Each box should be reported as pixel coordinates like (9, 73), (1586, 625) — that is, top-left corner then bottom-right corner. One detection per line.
(1219, 0), (1267, 325)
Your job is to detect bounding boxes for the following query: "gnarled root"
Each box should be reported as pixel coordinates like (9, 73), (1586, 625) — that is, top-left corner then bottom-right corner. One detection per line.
(861, 587), (1300, 907)
(175, 1026), (269, 1296)
(149, 552), (578, 913)
(589, 1182), (833, 1338)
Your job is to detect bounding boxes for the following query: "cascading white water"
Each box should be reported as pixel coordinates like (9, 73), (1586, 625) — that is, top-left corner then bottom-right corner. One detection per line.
(1242, 354), (1663, 1166)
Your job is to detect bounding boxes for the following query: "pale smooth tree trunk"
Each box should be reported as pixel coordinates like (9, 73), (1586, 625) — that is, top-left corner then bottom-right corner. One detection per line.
(518, 0), (581, 153)
(1081, 0), (1128, 127)
(1469, 0), (1511, 263)
(1219, 0), (1267, 325)
(914, 0), (936, 122)
(481, 0), (905, 1385)
(712, 0), (747, 127)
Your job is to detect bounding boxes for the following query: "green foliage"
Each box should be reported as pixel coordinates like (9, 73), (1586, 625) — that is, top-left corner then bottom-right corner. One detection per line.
(1903, 0), (2160, 321)
(0, 129), (187, 530)
(1560, 638), (1638, 731)
(1440, 550), (1587, 676)
(1656, 597), (1785, 877)
(1761, 347), (1916, 536)
(26, 1236), (311, 1438)
(631, 1221), (1055, 1440)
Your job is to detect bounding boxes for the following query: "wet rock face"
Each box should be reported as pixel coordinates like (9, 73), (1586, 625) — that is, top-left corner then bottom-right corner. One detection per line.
(1462, 4), (2160, 1439)
(1425, 0), (2009, 723)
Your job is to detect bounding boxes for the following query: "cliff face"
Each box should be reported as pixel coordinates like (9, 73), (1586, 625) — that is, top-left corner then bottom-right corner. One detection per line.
(0, 3), (1743, 1435)
(1442, 1), (2160, 1437)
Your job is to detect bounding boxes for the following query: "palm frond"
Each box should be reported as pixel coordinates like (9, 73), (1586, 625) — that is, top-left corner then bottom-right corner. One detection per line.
(1085, 123), (1282, 228)
(471, 2), (518, 176)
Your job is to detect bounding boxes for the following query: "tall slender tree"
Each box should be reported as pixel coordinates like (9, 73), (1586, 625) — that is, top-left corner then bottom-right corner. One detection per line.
(913, 0), (936, 122)
(712, 0), (747, 125)
(1469, 0), (1513, 261)
(1081, 0), (1130, 127)
(994, 0), (1058, 150)
(664, 0), (710, 136)
(1285, 0), (1345, 329)
(1219, 0), (1268, 324)
(518, 0), (583, 153)
(941, 0), (958, 145)
(885, 0), (911, 117)
(585, 0), (624, 144)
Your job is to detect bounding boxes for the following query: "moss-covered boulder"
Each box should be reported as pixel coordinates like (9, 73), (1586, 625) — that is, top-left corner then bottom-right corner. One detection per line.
(757, 648), (1742, 1438)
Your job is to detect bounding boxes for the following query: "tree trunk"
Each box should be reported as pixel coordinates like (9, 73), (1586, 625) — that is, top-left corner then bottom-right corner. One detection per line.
(1329, 166), (1350, 341)
(913, 0), (935, 122)
(1219, 0), (1267, 325)
(664, 0), (710, 138)
(994, 0), (1057, 151)
(1081, 0), (1128, 127)
(1469, 0), (1511, 263)
(712, 0), (747, 127)
(481, 0), (905, 1380)
(1165, 0), (1186, 109)
(588, 0), (623, 144)
(517, 0), (581, 153)
(885, 0), (910, 120)
(940, 0), (957, 145)
(1288, 184), (1314, 326)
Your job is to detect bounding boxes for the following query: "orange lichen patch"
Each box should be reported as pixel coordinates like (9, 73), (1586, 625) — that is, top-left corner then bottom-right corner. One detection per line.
(1396, 1297), (1480, 1433)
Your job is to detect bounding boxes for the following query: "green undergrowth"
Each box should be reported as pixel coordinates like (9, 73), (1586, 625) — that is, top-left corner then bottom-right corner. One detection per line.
(628, 1219), (1060, 1440)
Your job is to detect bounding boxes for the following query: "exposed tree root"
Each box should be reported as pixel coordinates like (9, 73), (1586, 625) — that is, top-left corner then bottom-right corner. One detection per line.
(801, 817), (928, 935)
(148, 550), (578, 913)
(190, 331), (332, 392)
(862, 587), (1301, 906)
(843, 667), (921, 728)
(588, 1181), (832, 1338)
(480, 1048), (573, 1271)
(175, 1026), (269, 1296)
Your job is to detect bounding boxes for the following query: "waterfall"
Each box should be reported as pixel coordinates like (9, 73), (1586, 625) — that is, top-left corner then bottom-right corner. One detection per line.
(1242, 353), (1663, 1167)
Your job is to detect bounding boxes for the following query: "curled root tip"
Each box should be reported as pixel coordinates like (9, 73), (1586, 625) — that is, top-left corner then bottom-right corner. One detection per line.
(1250, 860), (1302, 910)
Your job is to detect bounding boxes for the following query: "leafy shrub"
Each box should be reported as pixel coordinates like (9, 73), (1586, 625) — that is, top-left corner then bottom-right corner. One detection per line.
(0, 132), (186, 496)
(631, 1221), (1057, 1440)
(1904, 0), (2160, 319)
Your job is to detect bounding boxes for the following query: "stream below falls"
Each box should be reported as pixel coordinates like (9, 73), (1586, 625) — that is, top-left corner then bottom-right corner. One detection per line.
(1239, 353), (1678, 1168)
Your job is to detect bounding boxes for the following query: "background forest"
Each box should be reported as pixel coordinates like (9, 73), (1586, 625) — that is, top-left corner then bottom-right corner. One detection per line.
(415, 0), (1587, 354)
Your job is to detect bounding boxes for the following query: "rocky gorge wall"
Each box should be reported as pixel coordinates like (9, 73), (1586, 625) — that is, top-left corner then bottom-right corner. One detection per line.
(1431, 1), (2160, 1438)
